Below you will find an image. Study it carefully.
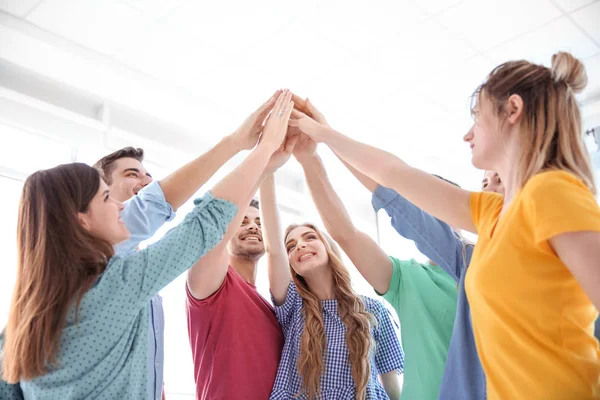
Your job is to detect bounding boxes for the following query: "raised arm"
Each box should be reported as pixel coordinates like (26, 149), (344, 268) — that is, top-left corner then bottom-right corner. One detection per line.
(187, 90), (295, 300)
(294, 134), (393, 294)
(289, 110), (475, 233)
(260, 173), (291, 306)
(159, 90), (281, 210)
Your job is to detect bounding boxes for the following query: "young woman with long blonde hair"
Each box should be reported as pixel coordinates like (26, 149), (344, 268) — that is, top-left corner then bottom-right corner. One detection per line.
(289, 52), (600, 399)
(259, 169), (404, 399)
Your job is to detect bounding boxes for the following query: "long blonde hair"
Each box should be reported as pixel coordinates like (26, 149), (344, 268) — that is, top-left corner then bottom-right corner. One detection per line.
(285, 223), (375, 400)
(473, 51), (595, 194)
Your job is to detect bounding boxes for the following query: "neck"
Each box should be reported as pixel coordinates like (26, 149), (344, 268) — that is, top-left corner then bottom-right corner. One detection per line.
(495, 136), (521, 205)
(229, 254), (259, 285)
(303, 268), (335, 300)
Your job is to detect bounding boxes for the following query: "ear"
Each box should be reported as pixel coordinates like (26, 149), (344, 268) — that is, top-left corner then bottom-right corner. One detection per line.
(78, 212), (92, 231)
(506, 94), (524, 125)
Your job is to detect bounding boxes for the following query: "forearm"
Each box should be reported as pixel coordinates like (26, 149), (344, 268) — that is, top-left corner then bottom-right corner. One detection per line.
(159, 135), (241, 210)
(210, 144), (273, 208)
(259, 174), (291, 304)
(300, 154), (356, 243)
(334, 151), (378, 192)
(324, 128), (409, 190)
(322, 128), (474, 232)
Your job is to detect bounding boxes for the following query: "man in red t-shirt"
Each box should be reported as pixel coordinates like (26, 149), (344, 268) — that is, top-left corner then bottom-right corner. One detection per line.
(186, 137), (297, 399)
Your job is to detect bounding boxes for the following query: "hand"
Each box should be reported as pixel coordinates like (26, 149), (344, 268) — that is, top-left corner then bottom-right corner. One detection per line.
(288, 109), (331, 143)
(305, 98), (329, 127)
(260, 89), (294, 152)
(293, 133), (318, 165)
(290, 94), (329, 127)
(266, 134), (299, 174)
(230, 90), (281, 151)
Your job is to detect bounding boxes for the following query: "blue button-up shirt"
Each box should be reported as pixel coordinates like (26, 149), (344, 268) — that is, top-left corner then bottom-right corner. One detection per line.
(116, 181), (175, 400)
(372, 185), (485, 400)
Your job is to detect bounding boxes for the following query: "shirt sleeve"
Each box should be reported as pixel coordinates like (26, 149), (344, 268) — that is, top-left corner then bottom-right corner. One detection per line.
(369, 297), (404, 374)
(469, 191), (503, 234)
(376, 256), (411, 306)
(104, 192), (237, 309)
(272, 282), (303, 337)
(0, 381), (23, 400)
(373, 185), (467, 281)
(523, 171), (600, 244)
(115, 181), (176, 255)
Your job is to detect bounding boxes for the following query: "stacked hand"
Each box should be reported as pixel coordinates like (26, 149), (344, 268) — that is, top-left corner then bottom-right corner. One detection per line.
(234, 90), (331, 172)
(230, 90), (282, 151)
(260, 89), (295, 151)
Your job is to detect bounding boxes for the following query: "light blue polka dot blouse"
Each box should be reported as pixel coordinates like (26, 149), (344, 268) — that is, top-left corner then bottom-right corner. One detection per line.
(0, 192), (236, 400)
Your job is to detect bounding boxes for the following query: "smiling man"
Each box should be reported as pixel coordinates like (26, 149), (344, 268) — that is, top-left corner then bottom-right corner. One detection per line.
(185, 197), (285, 400)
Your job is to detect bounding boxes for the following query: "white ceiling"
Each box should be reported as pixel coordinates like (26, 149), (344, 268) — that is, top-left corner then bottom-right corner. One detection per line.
(0, 0), (599, 190)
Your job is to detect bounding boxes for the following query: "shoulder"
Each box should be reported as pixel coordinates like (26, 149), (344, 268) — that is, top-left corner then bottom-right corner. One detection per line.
(360, 295), (386, 315)
(523, 169), (589, 195)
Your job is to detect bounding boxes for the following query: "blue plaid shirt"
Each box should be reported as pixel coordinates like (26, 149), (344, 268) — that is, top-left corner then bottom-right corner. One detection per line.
(270, 282), (404, 399)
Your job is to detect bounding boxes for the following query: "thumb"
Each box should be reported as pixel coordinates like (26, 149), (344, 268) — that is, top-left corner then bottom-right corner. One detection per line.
(288, 118), (300, 127)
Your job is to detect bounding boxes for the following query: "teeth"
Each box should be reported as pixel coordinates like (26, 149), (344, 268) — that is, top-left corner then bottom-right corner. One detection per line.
(245, 237), (259, 241)
(300, 253), (314, 261)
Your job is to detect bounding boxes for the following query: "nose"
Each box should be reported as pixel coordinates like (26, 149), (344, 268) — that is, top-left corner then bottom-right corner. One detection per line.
(142, 174), (153, 187)
(115, 198), (125, 211)
(463, 126), (474, 142)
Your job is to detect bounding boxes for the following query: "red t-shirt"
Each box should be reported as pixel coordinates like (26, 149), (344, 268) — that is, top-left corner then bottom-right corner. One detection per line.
(186, 266), (284, 400)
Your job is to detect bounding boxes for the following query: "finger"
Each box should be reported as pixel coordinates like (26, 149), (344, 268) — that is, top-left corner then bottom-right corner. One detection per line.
(256, 90), (282, 116)
(272, 89), (288, 117)
(282, 100), (294, 123)
(288, 118), (299, 127)
(291, 93), (309, 112)
(291, 109), (308, 120)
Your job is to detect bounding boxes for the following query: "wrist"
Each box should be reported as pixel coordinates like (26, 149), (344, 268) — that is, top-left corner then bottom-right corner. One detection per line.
(297, 153), (319, 166)
(224, 132), (244, 153)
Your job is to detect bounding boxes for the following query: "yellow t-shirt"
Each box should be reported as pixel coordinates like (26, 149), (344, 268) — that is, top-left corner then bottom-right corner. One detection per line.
(466, 170), (600, 399)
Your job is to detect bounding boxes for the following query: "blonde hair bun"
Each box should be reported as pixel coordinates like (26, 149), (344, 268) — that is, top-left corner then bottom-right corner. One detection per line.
(551, 51), (587, 94)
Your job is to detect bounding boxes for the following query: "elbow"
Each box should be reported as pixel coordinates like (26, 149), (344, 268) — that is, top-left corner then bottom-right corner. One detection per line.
(328, 227), (359, 248)
(377, 159), (406, 189)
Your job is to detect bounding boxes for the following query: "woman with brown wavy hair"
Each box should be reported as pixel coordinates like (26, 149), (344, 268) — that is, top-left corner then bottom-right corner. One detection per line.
(289, 52), (600, 399)
(260, 170), (403, 399)
(0, 90), (295, 399)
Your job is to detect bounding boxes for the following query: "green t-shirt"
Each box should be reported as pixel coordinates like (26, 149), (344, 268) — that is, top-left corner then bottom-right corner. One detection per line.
(379, 257), (458, 400)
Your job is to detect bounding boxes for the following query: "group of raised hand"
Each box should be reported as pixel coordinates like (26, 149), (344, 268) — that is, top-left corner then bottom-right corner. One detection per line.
(232, 88), (335, 175)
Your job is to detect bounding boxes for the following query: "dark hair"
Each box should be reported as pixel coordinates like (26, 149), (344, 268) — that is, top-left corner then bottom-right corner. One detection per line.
(432, 174), (460, 188)
(2, 163), (114, 382)
(249, 198), (260, 210)
(93, 147), (144, 185)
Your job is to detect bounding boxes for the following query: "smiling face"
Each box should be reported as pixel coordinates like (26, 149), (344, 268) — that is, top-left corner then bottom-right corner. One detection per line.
(227, 205), (265, 261)
(78, 178), (130, 245)
(285, 225), (329, 278)
(107, 157), (153, 202)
